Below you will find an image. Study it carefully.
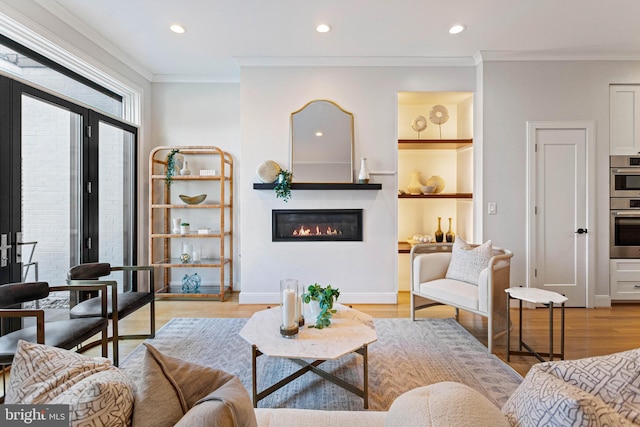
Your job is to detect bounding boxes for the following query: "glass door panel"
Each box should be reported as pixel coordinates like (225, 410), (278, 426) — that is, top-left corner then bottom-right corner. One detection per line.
(20, 94), (82, 289)
(97, 119), (136, 292)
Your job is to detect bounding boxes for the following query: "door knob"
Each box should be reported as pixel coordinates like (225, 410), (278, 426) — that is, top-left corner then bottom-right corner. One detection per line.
(575, 228), (588, 234)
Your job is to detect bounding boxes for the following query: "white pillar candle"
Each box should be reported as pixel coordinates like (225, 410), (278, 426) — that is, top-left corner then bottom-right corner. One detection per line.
(282, 288), (297, 328)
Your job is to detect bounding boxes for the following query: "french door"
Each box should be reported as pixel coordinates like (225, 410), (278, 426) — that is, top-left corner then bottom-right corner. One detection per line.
(0, 77), (137, 297)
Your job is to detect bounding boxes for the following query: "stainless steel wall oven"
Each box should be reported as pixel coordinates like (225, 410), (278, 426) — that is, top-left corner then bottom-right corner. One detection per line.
(611, 156), (640, 197)
(611, 156), (640, 258)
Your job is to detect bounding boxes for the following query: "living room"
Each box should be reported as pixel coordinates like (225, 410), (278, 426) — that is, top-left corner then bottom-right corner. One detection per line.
(1, 1), (640, 426)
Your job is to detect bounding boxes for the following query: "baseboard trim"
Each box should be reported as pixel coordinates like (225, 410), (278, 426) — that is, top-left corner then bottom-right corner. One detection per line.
(239, 292), (398, 305)
(594, 294), (611, 307)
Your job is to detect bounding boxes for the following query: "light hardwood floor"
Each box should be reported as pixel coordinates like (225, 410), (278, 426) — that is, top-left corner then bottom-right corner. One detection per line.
(84, 291), (640, 377)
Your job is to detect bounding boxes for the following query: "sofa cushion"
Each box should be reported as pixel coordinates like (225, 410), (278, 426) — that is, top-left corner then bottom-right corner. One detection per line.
(6, 340), (134, 427)
(419, 278), (478, 311)
(535, 348), (640, 424)
(385, 382), (509, 427)
(445, 238), (492, 285)
(132, 342), (257, 427)
(254, 408), (387, 427)
(501, 364), (635, 426)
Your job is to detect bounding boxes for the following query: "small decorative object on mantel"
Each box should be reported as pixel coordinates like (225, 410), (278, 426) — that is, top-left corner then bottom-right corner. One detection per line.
(411, 115), (428, 139)
(302, 283), (340, 329)
(435, 217), (444, 243)
(446, 217), (456, 243)
(256, 160), (282, 183)
(280, 279), (299, 338)
(358, 157), (370, 184)
(274, 169), (293, 202)
(165, 149), (181, 186)
(426, 175), (445, 193)
(429, 105), (449, 139)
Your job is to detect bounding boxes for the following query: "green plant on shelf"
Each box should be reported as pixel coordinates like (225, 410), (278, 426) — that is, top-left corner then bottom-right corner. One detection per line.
(274, 169), (293, 202)
(165, 149), (180, 186)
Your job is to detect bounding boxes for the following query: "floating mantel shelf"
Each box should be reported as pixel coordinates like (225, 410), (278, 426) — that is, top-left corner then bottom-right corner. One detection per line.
(253, 183), (382, 190)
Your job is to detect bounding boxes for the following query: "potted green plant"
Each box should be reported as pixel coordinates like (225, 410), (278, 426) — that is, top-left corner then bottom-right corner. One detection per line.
(302, 283), (340, 329)
(165, 149), (180, 186)
(274, 169), (293, 202)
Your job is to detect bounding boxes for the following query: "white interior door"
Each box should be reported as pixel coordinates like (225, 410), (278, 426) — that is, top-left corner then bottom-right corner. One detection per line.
(527, 121), (595, 307)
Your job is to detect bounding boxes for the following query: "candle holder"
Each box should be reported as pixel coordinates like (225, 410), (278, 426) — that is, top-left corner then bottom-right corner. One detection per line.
(280, 279), (299, 338)
(297, 282), (305, 327)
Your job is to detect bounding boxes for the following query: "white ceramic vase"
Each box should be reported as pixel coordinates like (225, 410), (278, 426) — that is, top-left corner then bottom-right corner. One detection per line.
(180, 160), (191, 176)
(407, 171), (422, 194)
(358, 157), (370, 184)
(172, 218), (181, 234)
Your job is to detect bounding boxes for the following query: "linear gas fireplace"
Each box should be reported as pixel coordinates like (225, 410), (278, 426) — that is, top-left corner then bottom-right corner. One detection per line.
(272, 209), (363, 242)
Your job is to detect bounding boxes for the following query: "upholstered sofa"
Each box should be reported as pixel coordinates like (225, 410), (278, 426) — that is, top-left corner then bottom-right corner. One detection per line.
(4, 340), (640, 427)
(410, 239), (513, 353)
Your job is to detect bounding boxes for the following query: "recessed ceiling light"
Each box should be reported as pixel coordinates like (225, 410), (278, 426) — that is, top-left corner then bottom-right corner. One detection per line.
(170, 24), (186, 34)
(316, 24), (331, 33)
(449, 24), (466, 35)
(315, 131), (323, 137)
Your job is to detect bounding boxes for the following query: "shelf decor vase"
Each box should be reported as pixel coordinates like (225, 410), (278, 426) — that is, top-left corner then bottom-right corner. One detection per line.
(180, 160), (191, 176)
(408, 171), (423, 195)
(426, 175), (445, 193)
(435, 217), (444, 242)
(446, 217), (455, 243)
(358, 157), (370, 184)
(172, 218), (181, 234)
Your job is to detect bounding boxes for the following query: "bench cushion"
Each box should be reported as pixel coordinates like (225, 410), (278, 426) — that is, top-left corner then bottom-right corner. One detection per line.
(418, 278), (478, 311)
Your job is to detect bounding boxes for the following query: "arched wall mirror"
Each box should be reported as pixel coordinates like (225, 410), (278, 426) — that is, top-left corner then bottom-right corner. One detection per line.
(290, 99), (354, 183)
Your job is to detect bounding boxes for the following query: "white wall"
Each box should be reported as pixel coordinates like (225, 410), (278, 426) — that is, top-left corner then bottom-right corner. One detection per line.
(480, 60), (640, 304)
(151, 82), (241, 287)
(239, 66), (476, 303)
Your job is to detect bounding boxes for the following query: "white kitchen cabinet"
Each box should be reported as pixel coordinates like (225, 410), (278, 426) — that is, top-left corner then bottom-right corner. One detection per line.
(610, 259), (640, 301)
(610, 85), (640, 155)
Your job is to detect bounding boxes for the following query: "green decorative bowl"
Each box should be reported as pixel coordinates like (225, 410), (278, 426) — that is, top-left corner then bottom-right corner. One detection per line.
(179, 194), (207, 205)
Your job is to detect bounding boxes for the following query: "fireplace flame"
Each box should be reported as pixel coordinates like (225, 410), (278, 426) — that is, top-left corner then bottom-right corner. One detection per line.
(292, 224), (343, 237)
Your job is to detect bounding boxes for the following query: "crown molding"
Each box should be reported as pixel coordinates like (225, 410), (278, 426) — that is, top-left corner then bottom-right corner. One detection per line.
(234, 56), (476, 68)
(476, 50), (640, 62)
(152, 74), (240, 84)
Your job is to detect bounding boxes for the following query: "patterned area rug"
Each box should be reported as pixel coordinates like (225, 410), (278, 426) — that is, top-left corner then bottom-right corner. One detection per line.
(120, 317), (522, 411)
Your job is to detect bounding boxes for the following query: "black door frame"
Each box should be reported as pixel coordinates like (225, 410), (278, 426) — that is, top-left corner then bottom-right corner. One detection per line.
(0, 76), (138, 288)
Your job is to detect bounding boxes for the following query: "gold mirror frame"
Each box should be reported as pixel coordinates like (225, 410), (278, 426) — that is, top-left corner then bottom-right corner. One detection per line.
(290, 99), (354, 183)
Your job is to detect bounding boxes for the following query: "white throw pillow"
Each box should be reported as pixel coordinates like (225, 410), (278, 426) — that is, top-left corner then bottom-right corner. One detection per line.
(445, 238), (492, 285)
(6, 340), (134, 427)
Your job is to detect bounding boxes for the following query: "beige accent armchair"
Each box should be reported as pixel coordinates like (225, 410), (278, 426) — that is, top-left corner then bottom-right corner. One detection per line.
(410, 243), (513, 353)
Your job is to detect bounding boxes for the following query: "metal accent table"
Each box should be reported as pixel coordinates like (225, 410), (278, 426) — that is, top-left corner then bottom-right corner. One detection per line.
(239, 303), (377, 408)
(506, 287), (568, 362)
